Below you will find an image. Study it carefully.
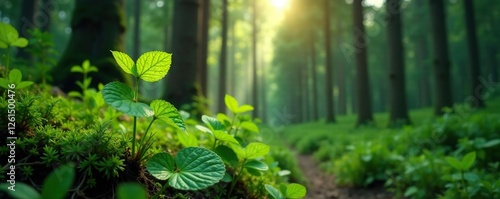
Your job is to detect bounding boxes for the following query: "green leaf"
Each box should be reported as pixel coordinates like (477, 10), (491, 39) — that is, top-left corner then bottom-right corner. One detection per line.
(214, 145), (238, 166)
(244, 142), (270, 159)
(279, 184), (287, 196)
(136, 51), (172, 82)
(0, 182), (40, 199)
(11, 38), (28, 47)
(68, 91), (83, 98)
(461, 152), (476, 170)
(0, 78), (9, 88)
(201, 115), (226, 131)
(40, 164), (75, 199)
(445, 157), (463, 170)
(213, 130), (239, 145)
(286, 183), (307, 198)
(70, 65), (83, 73)
(9, 69), (22, 83)
(217, 113), (232, 126)
(221, 172), (232, 183)
(177, 130), (198, 147)
(240, 121), (259, 133)
(265, 184), (285, 199)
(235, 105), (254, 114)
(224, 94), (239, 113)
(147, 147), (225, 190)
(16, 81), (33, 89)
(150, 100), (186, 131)
(110, 51), (135, 75)
(102, 82), (154, 117)
(404, 186), (418, 197)
(0, 23), (20, 48)
(244, 160), (268, 171)
(116, 183), (147, 199)
(195, 125), (212, 134)
(482, 139), (500, 148)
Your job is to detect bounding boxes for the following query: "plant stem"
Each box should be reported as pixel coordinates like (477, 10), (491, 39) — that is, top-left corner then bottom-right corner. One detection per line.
(229, 159), (246, 196)
(4, 46), (11, 77)
(461, 170), (469, 198)
(229, 113), (238, 135)
(131, 76), (140, 156)
(132, 116), (137, 156)
(152, 181), (169, 199)
(139, 118), (156, 148)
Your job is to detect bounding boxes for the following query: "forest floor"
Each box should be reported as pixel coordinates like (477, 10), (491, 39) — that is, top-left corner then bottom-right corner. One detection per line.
(297, 154), (393, 199)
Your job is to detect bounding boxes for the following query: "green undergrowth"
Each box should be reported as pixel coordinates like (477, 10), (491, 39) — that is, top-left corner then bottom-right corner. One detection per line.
(283, 99), (500, 199)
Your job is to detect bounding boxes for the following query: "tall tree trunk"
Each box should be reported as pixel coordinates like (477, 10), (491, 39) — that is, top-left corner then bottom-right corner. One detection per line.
(336, 21), (347, 115)
(464, 0), (484, 108)
(217, 0), (229, 113)
(53, 0), (129, 91)
(132, 0), (140, 60)
(251, 0), (259, 118)
(387, 0), (410, 126)
(416, 35), (432, 107)
(324, 0), (336, 123)
(39, 0), (53, 32)
(165, 0), (200, 107)
(429, 0), (453, 115)
(17, 0), (38, 62)
(229, 25), (236, 96)
(353, 0), (373, 125)
(260, 53), (267, 123)
(310, 36), (319, 121)
(198, 0), (210, 97)
(488, 46), (498, 82)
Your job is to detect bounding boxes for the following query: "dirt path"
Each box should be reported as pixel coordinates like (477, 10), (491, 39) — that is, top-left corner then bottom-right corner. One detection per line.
(297, 154), (392, 199)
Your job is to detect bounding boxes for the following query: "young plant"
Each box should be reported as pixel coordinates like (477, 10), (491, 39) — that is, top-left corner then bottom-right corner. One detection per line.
(0, 69), (34, 90)
(102, 50), (185, 161)
(445, 151), (476, 198)
(68, 59), (98, 106)
(0, 22), (28, 77)
(25, 28), (57, 87)
(264, 183), (307, 199)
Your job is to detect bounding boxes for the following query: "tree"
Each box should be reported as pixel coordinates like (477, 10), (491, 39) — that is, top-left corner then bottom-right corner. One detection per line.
(429, 0), (453, 115)
(17, 0), (38, 61)
(52, 0), (129, 91)
(164, 0), (200, 107)
(353, 0), (373, 125)
(386, 0), (410, 126)
(217, 0), (229, 113)
(464, 0), (484, 108)
(323, 0), (335, 123)
(198, 0), (210, 97)
(251, 0), (259, 118)
(309, 34), (319, 121)
(132, 0), (141, 60)
(39, 0), (53, 32)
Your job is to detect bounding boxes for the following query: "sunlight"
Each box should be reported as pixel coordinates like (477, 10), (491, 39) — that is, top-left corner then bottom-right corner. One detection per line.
(270, 0), (288, 11)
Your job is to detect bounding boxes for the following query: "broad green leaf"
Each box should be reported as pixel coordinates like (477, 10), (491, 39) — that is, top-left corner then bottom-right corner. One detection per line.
(147, 153), (175, 180)
(147, 147), (225, 190)
(9, 69), (22, 83)
(16, 81), (33, 89)
(217, 113), (232, 126)
(213, 130), (239, 145)
(214, 145), (238, 166)
(244, 160), (268, 171)
(235, 105), (254, 114)
(195, 125), (212, 134)
(136, 51), (172, 82)
(0, 182), (40, 199)
(246, 167), (262, 176)
(240, 121), (259, 133)
(40, 164), (75, 199)
(11, 38), (28, 47)
(265, 184), (284, 199)
(116, 183), (147, 199)
(279, 183), (287, 196)
(110, 51), (134, 75)
(201, 115), (226, 131)
(244, 142), (270, 159)
(150, 100), (186, 131)
(70, 66), (83, 73)
(0, 78), (9, 88)
(445, 157), (463, 170)
(0, 23), (20, 48)
(177, 130), (198, 147)
(286, 183), (307, 198)
(461, 152), (476, 170)
(224, 94), (239, 113)
(102, 82), (154, 117)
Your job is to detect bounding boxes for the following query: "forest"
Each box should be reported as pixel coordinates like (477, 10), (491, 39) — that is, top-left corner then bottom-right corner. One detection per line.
(0, 0), (499, 198)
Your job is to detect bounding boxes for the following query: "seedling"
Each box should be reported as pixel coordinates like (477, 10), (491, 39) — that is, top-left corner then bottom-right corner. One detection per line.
(0, 22), (28, 77)
(69, 59), (98, 106)
(445, 151), (476, 198)
(0, 69), (34, 90)
(264, 183), (307, 199)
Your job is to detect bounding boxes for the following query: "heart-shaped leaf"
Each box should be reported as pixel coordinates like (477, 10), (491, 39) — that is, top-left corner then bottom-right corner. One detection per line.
(117, 183), (147, 199)
(136, 51), (172, 82)
(41, 164), (75, 199)
(150, 99), (186, 131)
(147, 147), (225, 190)
(285, 183), (307, 198)
(111, 51), (135, 75)
(201, 115), (226, 131)
(224, 94), (239, 113)
(244, 160), (268, 171)
(265, 184), (285, 199)
(240, 121), (259, 133)
(102, 82), (154, 117)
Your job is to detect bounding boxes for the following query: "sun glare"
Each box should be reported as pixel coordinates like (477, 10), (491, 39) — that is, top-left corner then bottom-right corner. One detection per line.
(270, 0), (288, 11)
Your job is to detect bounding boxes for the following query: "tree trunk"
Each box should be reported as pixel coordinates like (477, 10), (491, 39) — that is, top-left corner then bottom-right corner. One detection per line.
(260, 53), (267, 122)
(198, 0), (210, 97)
(132, 0), (140, 60)
(217, 0), (229, 113)
(488, 46), (498, 82)
(386, 0), (410, 126)
(353, 0), (373, 125)
(416, 35), (432, 107)
(53, 0), (129, 91)
(165, 0), (200, 107)
(336, 21), (347, 115)
(429, 0), (453, 115)
(324, 0), (336, 123)
(310, 36), (319, 121)
(39, 0), (53, 32)
(17, 0), (38, 62)
(464, 0), (484, 108)
(251, 0), (259, 118)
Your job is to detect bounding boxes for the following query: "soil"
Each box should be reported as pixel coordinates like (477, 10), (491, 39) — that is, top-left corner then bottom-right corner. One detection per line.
(297, 154), (393, 199)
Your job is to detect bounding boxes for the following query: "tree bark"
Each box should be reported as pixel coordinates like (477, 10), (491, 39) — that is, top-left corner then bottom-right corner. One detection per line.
(416, 35), (432, 107)
(132, 0), (140, 60)
(386, 0), (410, 126)
(309, 36), (319, 121)
(17, 0), (38, 62)
(52, 0), (129, 91)
(217, 0), (229, 113)
(252, 0), (259, 118)
(353, 0), (373, 125)
(198, 0), (210, 97)
(165, 0), (200, 107)
(39, 0), (53, 32)
(464, 0), (484, 108)
(429, 0), (453, 115)
(324, 0), (335, 123)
